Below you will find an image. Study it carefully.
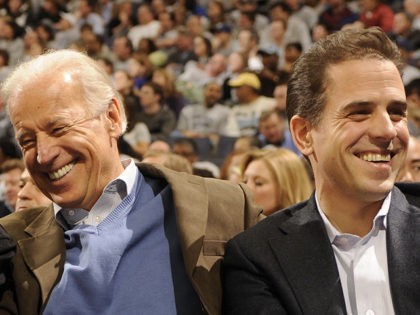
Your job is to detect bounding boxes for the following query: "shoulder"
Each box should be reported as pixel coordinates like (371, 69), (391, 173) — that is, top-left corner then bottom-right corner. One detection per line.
(0, 206), (52, 239)
(229, 199), (311, 246)
(137, 162), (263, 227)
(394, 182), (420, 209)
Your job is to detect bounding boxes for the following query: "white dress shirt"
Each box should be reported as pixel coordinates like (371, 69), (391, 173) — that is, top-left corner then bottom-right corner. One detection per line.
(316, 193), (395, 315)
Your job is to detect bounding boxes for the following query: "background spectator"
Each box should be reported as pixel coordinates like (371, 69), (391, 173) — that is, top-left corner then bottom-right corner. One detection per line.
(239, 148), (313, 215)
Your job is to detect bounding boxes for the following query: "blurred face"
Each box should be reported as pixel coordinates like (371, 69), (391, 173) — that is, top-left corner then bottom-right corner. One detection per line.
(360, 0), (378, 11)
(270, 20), (286, 40)
(204, 83), (222, 107)
(302, 59), (408, 205)
(273, 84), (287, 111)
(138, 5), (154, 24)
(158, 12), (173, 30)
(259, 113), (286, 144)
(228, 52), (245, 73)
(9, 72), (123, 210)
(393, 13), (411, 35)
(237, 30), (253, 52)
(207, 54), (226, 76)
(113, 38), (131, 59)
(270, 6), (288, 22)
(243, 159), (279, 215)
(285, 46), (301, 63)
(397, 137), (420, 182)
(113, 71), (132, 93)
(404, 0), (420, 16)
(4, 167), (22, 210)
(16, 169), (51, 212)
(208, 1), (223, 20)
(139, 85), (160, 107)
(312, 24), (329, 42)
(233, 85), (251, 103)
(193, 36), (208, 57)
(173, 143), (197, 164)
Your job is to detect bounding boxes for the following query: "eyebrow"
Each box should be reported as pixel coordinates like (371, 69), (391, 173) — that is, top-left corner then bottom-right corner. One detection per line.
(343, 100), (408, 110)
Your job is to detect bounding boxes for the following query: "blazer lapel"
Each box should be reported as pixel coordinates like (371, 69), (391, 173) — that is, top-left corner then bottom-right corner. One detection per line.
(268, 197), (346, 314)
(387, 187), (420, 314)
(137, 163), (208, 278)
(18, 206), (65, 305)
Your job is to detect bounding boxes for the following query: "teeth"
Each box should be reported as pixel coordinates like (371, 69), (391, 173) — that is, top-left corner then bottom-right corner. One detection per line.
(360, 153), (391, 162)
(49, 162), (74, 180)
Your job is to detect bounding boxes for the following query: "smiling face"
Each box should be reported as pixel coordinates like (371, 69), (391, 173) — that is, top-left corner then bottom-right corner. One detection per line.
(301, 59), (408, 205)
(9, 72), (124, 210)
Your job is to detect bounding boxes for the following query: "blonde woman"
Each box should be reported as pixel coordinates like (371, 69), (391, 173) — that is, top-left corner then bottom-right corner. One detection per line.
(240, 148), (313, 215)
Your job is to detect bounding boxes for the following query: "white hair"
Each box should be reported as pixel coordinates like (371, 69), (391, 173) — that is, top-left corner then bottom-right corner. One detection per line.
(1, 49), (127, 133)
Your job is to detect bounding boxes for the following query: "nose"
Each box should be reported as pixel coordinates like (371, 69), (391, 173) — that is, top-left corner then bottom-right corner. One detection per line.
(36, 134), (60, 165)
(397, 168), (414, 182)
(369, 111), (398, 142)
(17, 183), (30, 200)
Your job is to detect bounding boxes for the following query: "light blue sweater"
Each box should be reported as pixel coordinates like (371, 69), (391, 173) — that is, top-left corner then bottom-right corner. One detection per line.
(44, 174), (202, 314)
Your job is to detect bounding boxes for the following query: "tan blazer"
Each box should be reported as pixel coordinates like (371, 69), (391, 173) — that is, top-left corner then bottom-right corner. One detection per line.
(0, 163), (263, 315)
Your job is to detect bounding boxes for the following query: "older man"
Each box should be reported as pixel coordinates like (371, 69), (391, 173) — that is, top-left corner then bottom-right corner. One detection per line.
(0, 49), (261, 315)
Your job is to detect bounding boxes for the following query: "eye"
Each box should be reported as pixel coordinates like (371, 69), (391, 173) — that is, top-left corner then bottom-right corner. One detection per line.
(51, 125), (67, 135)
(18, 137), (36, 150)
(347, 109), (371, 121)
(388, 109), (407, 121)
(411, 163), (420, 173)
(254, 180), (265, 187)
(388, 103), (407, 121)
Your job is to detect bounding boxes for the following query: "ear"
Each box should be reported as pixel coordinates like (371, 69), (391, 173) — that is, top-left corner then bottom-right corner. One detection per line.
(106, 98), (123, 139)
(289, 115), (314, 156)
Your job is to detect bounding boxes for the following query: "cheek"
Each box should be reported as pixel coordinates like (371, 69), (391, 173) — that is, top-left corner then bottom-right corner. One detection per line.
(255, 186), (274, 203)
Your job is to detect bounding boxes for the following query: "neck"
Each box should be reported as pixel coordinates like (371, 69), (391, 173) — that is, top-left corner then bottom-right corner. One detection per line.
(316, 189), (384, 237)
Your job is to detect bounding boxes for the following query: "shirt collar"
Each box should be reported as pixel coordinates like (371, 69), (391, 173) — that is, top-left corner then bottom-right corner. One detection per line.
(316, 191), (391, 244)
(54, 159), (138, 228)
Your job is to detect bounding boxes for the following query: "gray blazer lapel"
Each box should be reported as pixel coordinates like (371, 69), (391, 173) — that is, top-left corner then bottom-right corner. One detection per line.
(18, 206), (65, 305)
(387, 187), (420, 314)
(269, 197), (346, 314)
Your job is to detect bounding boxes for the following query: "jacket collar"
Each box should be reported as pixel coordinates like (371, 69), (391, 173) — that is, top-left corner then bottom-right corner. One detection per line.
(386, 186), (420, 313)
(19, 206), (65, 305)
(137, 163), (208, 278)
(269, 195), (347, 314)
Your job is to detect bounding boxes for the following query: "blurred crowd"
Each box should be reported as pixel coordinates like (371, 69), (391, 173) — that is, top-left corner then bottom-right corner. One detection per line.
(0, 0), (419, 216)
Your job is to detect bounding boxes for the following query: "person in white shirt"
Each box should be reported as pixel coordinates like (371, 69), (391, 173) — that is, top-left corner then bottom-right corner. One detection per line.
(225, 72), (276, 137)
(223, 27), (420, 314)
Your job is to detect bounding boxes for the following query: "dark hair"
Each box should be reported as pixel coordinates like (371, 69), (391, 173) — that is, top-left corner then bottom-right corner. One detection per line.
(0, 49), (9, 65)
(142, 81), (165, 103)
(286, 27), (403, 126)
(0, 158), (24, 173)
(173, 137), (198, 154)
(270, 2), (292, 15)
(285, 42), (303, 53)
(195, 35), (213, 57)
(405, 78), (420, 97)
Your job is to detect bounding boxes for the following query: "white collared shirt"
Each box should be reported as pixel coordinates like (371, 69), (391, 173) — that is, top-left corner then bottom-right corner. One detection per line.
(316, 193), (395, 315)
(54, 159), (138, 229)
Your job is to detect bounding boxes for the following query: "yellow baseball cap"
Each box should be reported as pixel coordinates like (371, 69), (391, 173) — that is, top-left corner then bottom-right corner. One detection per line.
(228, 72), (261, 90)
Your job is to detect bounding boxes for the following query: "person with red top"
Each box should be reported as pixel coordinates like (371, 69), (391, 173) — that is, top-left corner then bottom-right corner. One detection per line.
(358, 0), (394, 32)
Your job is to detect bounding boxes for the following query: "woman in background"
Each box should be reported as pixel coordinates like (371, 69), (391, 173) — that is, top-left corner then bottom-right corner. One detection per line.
(240, 148), (313, 215)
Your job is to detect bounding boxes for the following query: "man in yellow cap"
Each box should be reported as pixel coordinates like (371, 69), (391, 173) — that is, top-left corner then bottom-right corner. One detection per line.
(225, 72), (276, 137)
